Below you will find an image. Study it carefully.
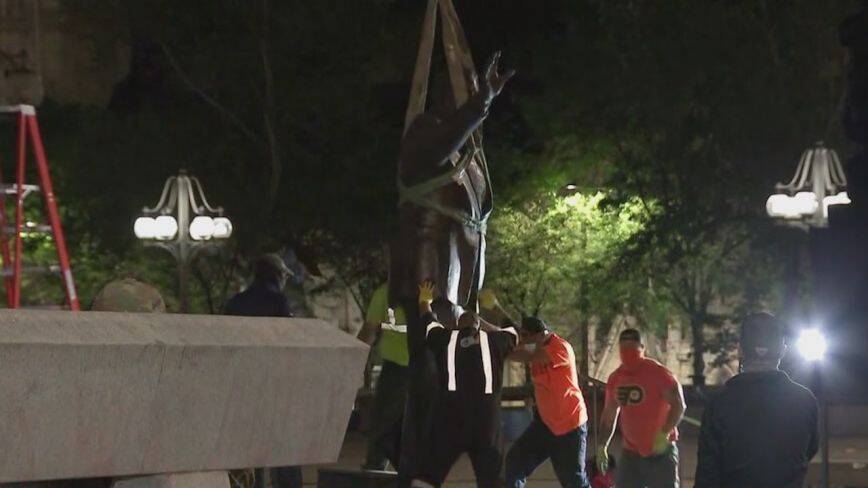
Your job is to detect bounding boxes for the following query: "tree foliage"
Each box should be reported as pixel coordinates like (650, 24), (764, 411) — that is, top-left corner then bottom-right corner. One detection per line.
(10, 1), (857, 386)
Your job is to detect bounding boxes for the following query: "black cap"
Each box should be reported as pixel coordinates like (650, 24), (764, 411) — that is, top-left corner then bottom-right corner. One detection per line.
(253, 253), (292, 283)
(619, 328), (642, 343)
(740, 313), (786, 361)
(521, 316), (548, 334)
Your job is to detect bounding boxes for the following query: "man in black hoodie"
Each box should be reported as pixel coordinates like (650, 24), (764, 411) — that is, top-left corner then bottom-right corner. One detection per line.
(695, 313), (819, 488)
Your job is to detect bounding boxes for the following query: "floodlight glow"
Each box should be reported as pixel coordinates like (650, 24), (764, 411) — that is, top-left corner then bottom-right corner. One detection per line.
(796, 328), (827, 362)
(565, 183), (578, 191)
(134, 217), (157, 239)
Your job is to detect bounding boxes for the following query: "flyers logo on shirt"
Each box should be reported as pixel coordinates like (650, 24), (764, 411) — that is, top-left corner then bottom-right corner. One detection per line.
(616, 384), (645, 406)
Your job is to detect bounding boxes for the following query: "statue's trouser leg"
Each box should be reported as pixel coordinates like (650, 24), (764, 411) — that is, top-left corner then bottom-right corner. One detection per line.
(398, 299), (428, 487)
(396, 220), (453, 486)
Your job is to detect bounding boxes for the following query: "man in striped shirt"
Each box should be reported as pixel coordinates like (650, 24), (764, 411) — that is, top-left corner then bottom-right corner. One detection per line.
(412, 282), (518, 488)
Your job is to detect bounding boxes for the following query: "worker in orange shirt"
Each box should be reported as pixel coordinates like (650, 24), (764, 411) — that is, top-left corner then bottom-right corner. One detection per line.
(506, 316), (590, 488)
(598, 329), (686, 488)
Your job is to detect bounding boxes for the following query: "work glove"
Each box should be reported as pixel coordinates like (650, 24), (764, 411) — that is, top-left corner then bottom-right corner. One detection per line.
(596, 445), (609, 474)
(652, 431), (670, 455)
(418, 281), (435, 306)
(478, 289), (499, 310)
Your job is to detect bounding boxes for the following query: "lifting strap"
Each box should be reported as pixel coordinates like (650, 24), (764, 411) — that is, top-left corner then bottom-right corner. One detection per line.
(399, 0), (491, 234)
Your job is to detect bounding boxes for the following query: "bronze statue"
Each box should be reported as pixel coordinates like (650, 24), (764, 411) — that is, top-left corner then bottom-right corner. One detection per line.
(389, 53), (513, 316)
(387, 0), (513, 484)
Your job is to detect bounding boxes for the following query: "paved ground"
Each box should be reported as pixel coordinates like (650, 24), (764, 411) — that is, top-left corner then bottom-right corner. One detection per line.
(304, 425), (868, 487)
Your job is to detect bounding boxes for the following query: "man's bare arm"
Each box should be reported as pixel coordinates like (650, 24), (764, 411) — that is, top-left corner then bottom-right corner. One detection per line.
(600, 401), (620, 449)
(661, 383), (687, 434)
(508, 345), (551, 364)
(479, 318), (503, 334)
(356, 321), (380, 345)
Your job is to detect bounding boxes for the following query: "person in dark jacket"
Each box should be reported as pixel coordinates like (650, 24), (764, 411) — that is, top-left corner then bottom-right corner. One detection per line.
(224, 254), (295, 318)
(695, 313), (819, 488)
(224, 253), (301, 488)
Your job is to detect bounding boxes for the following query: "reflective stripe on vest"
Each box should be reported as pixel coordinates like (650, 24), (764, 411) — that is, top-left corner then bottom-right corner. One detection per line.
(446, 329), (494, 395)
(381, 323), (408, 333)
(479, 330), (493, 394)
(447, 331), (459, 391)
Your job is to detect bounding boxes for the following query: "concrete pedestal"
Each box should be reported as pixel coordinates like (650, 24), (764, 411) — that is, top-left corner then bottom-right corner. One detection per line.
(111, 472), (228, 488)
(317, 469), (398, 488)
(0, 309), (368, 483)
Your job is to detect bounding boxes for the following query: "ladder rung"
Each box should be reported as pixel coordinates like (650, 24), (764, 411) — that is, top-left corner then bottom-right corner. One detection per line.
(0, 105), (36, 115)
(0, 265), (61, 278)
(3, 224), (53, 234)
(0, 183), (40, 195)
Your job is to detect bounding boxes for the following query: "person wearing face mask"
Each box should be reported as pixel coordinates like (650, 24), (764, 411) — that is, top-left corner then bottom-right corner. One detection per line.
(694, 313), (818, 487)
(505, 316), (590, 488)
(598, 329), (686, 488)
(412, 281), (518, 488)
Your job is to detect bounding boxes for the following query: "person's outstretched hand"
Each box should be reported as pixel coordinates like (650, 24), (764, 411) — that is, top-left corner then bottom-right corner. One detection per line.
(478, 289), (499, 310)
(481, 51), (515, 106)
(418, 281), (436, 306)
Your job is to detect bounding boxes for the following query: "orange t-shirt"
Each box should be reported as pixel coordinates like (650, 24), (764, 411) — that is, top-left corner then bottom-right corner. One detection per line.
(530, 334), (588, 436)
(605, 357), (679, 457)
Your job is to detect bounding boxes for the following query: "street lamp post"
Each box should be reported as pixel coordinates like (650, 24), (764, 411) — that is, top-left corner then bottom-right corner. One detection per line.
(133, 171), (233, 312)
(767, 144), (846, 488)
(797, 328), (830, 488)
(766, 142), (850, 228)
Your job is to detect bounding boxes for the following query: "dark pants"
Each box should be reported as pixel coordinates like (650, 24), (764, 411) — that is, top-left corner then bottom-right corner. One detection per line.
(506, 416), (589, 488)
(413, 408), (504, 488)
(364, 360), (409, 470)
(616, 444), (679, 488)
(253, 467), (302, 488)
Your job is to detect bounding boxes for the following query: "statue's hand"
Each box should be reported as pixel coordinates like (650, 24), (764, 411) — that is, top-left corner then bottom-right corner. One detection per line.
(481, 51), (515, 106)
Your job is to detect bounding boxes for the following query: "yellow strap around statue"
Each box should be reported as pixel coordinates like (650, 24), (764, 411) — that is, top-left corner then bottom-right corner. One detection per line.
(403, 0), (480, 133)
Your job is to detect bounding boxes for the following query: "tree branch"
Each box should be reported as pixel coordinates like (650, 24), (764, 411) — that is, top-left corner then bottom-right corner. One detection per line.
(259, 0), (282, 205)
(159, 41), (267, 147)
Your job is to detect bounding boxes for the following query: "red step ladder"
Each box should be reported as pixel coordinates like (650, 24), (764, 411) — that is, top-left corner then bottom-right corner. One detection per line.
(0, 104), (79, 310)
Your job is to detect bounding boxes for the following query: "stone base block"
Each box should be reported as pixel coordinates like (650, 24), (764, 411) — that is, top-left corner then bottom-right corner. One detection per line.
(0, 309), (368, 482)
(111, 472), (228, 488)
(317, 468), (398, 488)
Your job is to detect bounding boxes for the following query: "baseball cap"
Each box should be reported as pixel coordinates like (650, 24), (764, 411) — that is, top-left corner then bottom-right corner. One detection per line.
(254, 253), (293, 282)
(521, 316), (548, 334)
(740, 312), (786, 361)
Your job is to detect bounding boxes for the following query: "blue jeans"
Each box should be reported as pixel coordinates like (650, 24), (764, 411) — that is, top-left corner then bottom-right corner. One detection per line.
(505, 416), (589, 488)
(616, 444), (679, 488)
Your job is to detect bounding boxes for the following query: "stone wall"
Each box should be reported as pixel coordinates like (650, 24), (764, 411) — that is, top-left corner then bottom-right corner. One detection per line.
(0, 0), (128, 106)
